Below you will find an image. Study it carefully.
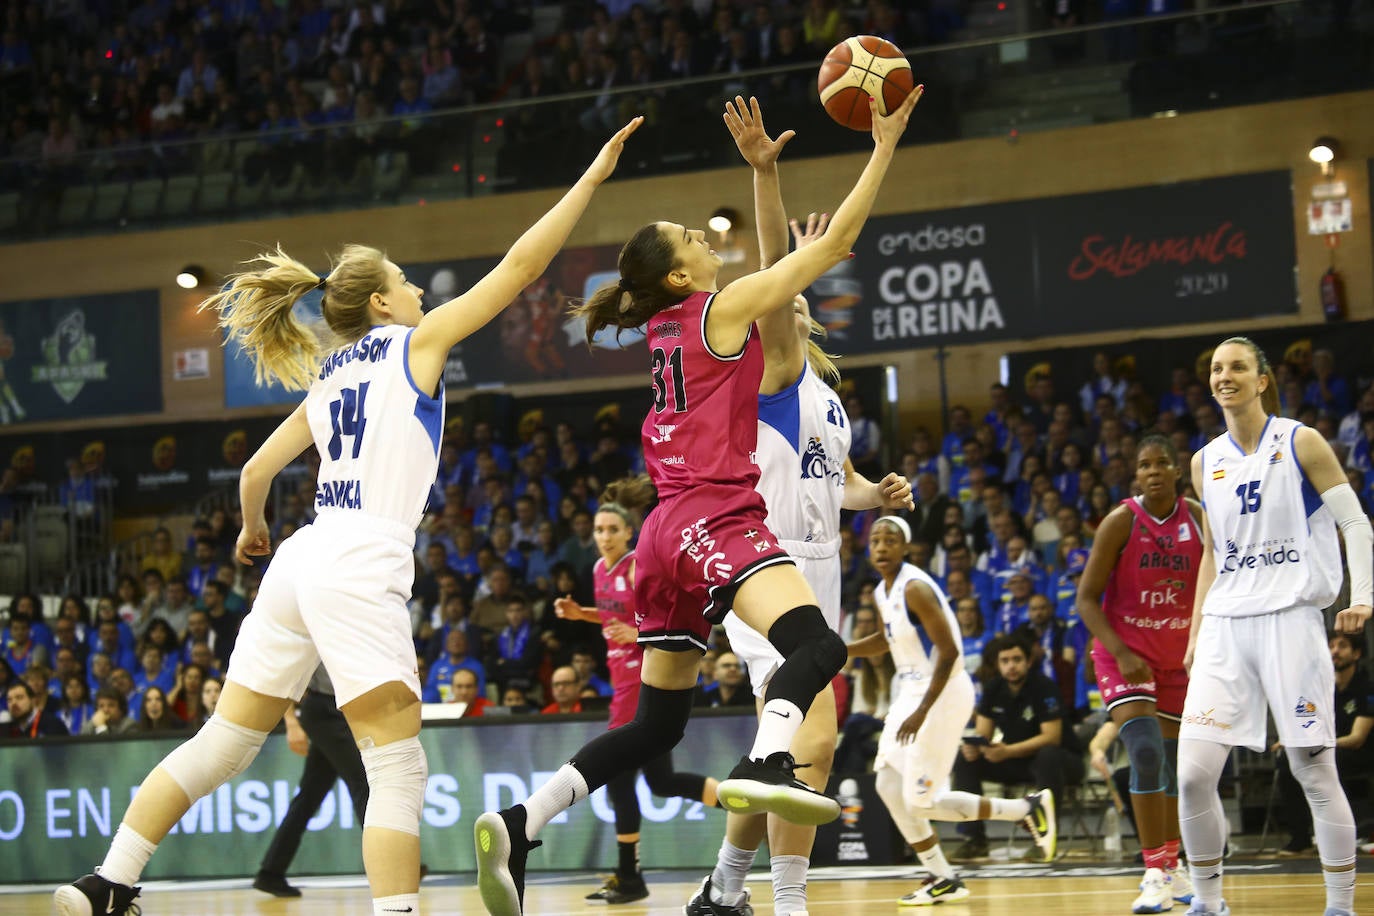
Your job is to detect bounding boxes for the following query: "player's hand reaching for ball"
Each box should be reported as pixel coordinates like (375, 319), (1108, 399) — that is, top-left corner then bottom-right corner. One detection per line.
(870, 84), (923, 149)
(1336, 604), (1372, 634)
(877, 472), (914, 510)
(584, 116), (644, 185)
(236, 523), (271, 566)
(724, 95), (795, 170)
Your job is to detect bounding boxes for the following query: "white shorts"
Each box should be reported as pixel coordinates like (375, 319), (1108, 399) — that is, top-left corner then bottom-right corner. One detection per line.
(1180, 605), (1334, 752)
(226, 512), (422, 708)
(724, 551), (841, 698)
(876, 669), (976, 809)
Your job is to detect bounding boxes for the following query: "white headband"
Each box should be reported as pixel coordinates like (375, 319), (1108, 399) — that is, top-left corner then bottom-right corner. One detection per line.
(872, 516), (912, 543)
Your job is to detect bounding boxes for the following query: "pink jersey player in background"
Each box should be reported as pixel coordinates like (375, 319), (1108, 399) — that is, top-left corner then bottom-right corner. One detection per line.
(1076, 433), (1202, 913)
(553, 476), (718, 905)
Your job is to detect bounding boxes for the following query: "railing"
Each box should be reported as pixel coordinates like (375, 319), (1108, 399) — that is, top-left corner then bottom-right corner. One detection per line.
(1, 0), (1367, 242)
(0, 477), (117, 595)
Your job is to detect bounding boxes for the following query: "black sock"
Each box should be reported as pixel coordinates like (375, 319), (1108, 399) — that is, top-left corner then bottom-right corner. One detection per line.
(618, 839), (639, 877)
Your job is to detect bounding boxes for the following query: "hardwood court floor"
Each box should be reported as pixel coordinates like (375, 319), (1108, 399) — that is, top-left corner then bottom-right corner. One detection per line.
(4, 864), (1366, 915)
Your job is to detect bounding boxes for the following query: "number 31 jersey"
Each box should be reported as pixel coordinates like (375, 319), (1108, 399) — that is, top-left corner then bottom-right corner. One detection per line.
(306, 324), (444, 530)
(642, 291), (765, 500)
(1198, 415), (1341, 617)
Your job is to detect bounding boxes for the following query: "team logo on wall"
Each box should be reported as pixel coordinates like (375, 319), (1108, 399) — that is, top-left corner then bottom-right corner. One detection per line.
(31, 309), (108, 403)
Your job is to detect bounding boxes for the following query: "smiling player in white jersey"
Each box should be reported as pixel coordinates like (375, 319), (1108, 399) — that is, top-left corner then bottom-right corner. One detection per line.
(1180, 336), (1373, 916)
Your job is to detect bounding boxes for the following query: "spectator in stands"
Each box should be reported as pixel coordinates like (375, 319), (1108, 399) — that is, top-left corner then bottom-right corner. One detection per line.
(157, 578), (195, 637)
(489, 597), (541, 694)
(450, 668), (493, 717)
(167, 662), (207, 726)
(186, 641), (222, 680)
(184, 537), (221, 599)
(908, 472), (954, 546)
(141, 527), (183, 583)
(524, 520), (561, 593)
(134, 645), (176, 696)
(502, 685), (534, 714)
(198, 580), (239, 661)
(950, 635), (1084, 859)
(696, 651), (753, 708)
(558, 508), (598, 587)
(3, 612), (48, 674)
(571, 644), (612, 698)
(5, 679), (66, 737)
(137, 685), (185, 731)
(58, 674), (93, 735)
(835, 607), (892, 774)
(22, 665), (53, 709)
(542, 665), (585, 714)
(109, 666), (140, 719)
(86, 652), (112, 693)
(424, 629), (486, 703)
(1273, 632), (1374, 855)
(471, 562), (519, 633)
(1306, 348), (1353, 418)
(1014, 593), (1073, 694)
(80, 686), (136, 737)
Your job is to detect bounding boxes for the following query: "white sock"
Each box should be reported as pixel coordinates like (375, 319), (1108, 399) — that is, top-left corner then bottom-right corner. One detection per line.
(1323, 864), (1356, 912)
(749, 699), (804, 760)
(522, 763), (589, 839)
(97, 824), (157, 887)
(373, 892), (420, 914)
(710, 840), (757, 906)
(770, 854), (809, 915)
(1188, 863), (1224, 910)
(988, 796), (1031, 821)
(916, 842), (956, 880)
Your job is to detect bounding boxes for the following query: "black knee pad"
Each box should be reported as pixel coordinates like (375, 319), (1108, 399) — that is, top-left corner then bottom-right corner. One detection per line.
(765, 605), (847, 715)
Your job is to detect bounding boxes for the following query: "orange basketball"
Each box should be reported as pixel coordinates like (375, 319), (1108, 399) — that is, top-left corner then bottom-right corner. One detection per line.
(817, 35), (915, 132)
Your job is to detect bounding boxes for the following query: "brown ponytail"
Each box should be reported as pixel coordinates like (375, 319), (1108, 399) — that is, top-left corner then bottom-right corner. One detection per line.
(570, 223), (683, 346)
(600, 474), (656, 516)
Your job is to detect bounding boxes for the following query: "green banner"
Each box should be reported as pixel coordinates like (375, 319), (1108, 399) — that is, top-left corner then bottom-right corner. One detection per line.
(0, 711), (753, 883)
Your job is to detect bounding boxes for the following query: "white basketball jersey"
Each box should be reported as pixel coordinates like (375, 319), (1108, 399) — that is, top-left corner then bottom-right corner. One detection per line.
(754, 363), (850, 559)
(305, 325), (444, 530)
(875, 562), (962, 679)
(1198, 416), (1342, 617)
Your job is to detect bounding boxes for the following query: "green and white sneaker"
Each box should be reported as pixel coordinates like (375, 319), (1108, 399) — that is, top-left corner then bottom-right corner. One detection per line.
(899, 876), (971, 906)
(1022, 789), (1057, 862)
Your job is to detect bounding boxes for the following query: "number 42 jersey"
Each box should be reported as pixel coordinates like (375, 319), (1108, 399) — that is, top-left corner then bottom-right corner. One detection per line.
(1198, 415), (1342, 617)
(306, 324), (444, 530)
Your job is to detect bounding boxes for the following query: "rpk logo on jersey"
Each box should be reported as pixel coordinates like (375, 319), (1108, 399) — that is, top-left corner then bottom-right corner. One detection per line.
(800, 437), (843, 485)
(1295, 696), (1317, 718)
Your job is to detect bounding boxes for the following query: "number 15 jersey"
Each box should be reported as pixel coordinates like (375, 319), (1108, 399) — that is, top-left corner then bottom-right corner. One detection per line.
(1198, 415), (1341, 617)
(642, 291), (764, 500)
(306, 324), (444, 530)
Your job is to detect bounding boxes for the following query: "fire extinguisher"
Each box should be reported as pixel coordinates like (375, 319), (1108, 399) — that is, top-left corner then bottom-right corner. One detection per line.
(1322, 267), (1346, 322)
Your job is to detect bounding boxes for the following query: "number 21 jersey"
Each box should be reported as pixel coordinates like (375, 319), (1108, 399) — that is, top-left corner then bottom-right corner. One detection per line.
(1198, 415), (1341, 617)
(306, 324), (444, 530)
(641, 291), (764, 500)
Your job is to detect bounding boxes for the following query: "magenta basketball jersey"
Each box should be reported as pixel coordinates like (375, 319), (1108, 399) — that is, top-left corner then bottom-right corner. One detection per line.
(594, 551), (644, 690)
(1101, 496), (1202, 667)
(641, 291), (765, 500)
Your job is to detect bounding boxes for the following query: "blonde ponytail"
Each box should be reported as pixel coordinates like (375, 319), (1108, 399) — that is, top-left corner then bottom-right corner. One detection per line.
(200, 244), (387, 392)
(805, 316), (840, 385)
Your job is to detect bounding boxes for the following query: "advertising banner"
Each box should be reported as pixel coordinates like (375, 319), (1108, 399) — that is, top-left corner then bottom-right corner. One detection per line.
(223, 245), (645, 407)
(809, 171), (1298, 352)
(0, 710), (756, 883)
(0, 291), (161, 424)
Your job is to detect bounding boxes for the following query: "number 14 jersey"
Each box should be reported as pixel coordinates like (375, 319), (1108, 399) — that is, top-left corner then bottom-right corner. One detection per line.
(306, 324), (444, 530)
(642, 291), (765, 500)
(1198, 415), (1341, 617)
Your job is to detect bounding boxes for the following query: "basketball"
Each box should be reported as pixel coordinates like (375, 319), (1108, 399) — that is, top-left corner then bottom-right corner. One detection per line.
(817, 35), (915, 132)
